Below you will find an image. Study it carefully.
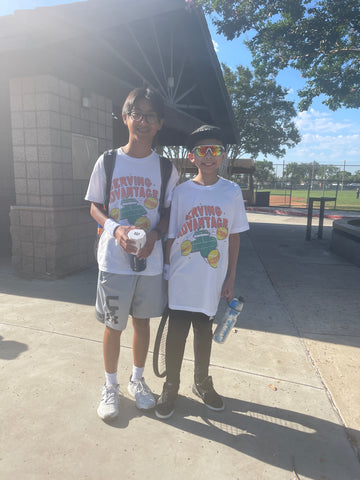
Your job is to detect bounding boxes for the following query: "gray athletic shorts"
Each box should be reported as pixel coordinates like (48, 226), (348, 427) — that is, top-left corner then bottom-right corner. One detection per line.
(95, 271), (166, 331)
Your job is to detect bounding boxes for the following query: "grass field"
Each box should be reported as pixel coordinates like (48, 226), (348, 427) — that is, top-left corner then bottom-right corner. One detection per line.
(258, 189), (360, 212)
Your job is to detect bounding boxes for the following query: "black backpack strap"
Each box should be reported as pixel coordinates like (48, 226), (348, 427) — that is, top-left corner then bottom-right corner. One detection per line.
(159, 156), (172, 217)
(103, 149), (117, 215)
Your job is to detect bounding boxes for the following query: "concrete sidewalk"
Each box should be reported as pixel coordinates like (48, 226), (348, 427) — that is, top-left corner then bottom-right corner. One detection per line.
(1, 211), (359, 479)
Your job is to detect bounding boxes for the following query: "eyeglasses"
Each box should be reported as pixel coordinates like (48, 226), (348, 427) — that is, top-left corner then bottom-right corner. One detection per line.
(192, 145), (225, 157)
(129, 111), (159, 125)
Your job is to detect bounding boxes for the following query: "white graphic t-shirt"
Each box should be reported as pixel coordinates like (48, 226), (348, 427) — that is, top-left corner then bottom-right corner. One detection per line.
(85, 148), (179, 275)
(168, 177), (249, 316)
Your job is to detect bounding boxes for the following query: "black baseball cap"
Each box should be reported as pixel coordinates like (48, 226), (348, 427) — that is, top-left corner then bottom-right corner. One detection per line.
(187, 124), (227, 151)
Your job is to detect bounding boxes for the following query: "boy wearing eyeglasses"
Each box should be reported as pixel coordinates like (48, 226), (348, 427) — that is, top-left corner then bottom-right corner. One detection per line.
(85, 87), (179, 420)
(155, 124), (249, 419)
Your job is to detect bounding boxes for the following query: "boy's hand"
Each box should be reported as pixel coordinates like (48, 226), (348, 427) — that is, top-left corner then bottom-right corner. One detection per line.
(114, 225), (137, 253)
(221, 277), (234, 302)
(137, 230), (158, 259)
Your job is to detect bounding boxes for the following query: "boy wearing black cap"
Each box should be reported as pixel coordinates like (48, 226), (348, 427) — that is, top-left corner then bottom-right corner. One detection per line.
(155, 125), (249, 419)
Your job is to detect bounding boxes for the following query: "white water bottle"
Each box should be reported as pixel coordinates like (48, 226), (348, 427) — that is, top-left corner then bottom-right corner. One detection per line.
(213, 296), (244, 344)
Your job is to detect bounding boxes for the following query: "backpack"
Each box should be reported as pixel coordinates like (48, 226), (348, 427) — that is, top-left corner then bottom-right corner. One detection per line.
(96, 149), (173, 242)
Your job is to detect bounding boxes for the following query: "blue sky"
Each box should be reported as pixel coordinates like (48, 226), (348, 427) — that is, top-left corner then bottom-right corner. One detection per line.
(2, 0), (359, 173)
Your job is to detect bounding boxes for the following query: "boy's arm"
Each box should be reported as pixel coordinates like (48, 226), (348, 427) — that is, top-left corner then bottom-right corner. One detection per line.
(152, 207), (170, 240)
(221, 233), (240, 301)
(90, 202), (109, 226)
(163, 237), (175, 285)
(165, 237), (175, 265)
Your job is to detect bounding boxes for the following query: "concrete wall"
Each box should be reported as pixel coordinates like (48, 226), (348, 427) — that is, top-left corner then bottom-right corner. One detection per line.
(9, 75), (113, 278)
(331, 218), (360, 267)
(0, 75), (15, 257)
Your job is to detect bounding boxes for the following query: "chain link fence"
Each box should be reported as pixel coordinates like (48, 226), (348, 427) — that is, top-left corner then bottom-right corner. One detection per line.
(254, 163), (360, 211)
(255, 181), (360, 211)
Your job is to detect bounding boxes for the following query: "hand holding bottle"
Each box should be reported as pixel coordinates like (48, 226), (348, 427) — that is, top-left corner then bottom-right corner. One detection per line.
(213, 296), (244, 344)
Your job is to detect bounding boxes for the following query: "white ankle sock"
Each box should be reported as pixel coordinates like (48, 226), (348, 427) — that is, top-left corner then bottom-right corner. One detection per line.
(105, 371), (118, 387)
(131, 366), (144, 382)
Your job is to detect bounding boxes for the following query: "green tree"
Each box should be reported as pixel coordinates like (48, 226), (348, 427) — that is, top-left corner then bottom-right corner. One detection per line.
(161, 145), (189, 183)
(341, 170), (354, 182)
(317, 164), (341, 181)
(351, 170), (360, 182)
(284, 162), (310, 185)
(253, 160), (275, 184)
(222, 64), (300, 175)
(196, 0), (360, 110)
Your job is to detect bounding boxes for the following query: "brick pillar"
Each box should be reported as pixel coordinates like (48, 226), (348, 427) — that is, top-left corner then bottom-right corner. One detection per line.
(9, 75), (113, 278)
(0, 74), (15, 256)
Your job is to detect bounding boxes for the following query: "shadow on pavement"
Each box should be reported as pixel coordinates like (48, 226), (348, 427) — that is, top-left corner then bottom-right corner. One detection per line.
(151, 396), (359, 478)
(235, 223), (360, 349)
(0, 335), (28, 360)
(0, 258), (97, 306)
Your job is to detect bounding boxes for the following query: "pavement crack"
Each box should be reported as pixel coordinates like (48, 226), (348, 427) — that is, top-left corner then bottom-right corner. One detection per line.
(0, 321), (102, 344)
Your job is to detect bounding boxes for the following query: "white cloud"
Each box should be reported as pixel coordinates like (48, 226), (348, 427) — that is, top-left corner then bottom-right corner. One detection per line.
(212, 39), (219, 52)
(290, 133), (359, 160)
(295, 109), (357, 134)
(268, 109), (360, 170)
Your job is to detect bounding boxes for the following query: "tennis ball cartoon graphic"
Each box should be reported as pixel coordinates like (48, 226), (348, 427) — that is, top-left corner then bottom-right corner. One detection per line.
(208, 249), (220, 268)
(216, 226), (228, 240)
(135, 216), (151, 231)
(144, 197), (158, 209)
(181, 240), (192, 256)
(110, 208), (120, 222)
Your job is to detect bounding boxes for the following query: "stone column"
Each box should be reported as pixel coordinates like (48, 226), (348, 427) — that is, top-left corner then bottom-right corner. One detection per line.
(9, 75), (113, 278)
(0, 74), (15, 256)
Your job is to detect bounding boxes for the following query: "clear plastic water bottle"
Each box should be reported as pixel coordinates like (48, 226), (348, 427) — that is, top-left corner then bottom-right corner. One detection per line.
(213, 296), (244, 344)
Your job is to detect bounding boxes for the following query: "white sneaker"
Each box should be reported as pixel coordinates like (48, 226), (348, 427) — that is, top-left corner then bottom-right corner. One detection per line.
(127, 377), (156, 410)
(97, 384), (120, 420)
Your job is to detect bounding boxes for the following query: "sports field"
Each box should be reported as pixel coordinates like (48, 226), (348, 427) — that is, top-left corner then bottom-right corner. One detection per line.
(259, 189), (360, 212)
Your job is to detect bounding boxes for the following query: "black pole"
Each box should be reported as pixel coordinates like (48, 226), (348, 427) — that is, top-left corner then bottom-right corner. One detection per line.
(306, 198), (314, 241)
(318, 199), (325, 239)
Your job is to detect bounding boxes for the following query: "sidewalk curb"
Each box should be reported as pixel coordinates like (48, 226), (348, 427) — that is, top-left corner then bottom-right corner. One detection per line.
(246, 206), (360, 220)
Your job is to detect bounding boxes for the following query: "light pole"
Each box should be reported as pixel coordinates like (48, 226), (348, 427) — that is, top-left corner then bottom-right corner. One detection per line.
(341, 160), (346, 191)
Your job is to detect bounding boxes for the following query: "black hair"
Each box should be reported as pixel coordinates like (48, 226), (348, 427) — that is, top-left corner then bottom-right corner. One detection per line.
(122, 87), (165, 119)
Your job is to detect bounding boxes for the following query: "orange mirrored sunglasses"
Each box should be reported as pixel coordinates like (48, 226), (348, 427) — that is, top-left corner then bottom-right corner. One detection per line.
(192, 145), (225, 157)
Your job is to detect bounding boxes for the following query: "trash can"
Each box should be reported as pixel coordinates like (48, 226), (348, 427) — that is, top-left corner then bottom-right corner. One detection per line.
(255, 191), (270, 206)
